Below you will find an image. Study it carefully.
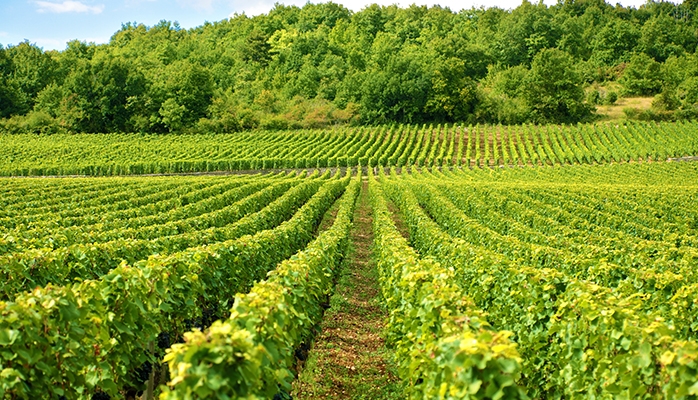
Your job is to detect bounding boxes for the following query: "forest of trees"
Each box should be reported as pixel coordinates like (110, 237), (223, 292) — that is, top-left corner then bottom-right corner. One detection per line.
(1, 0), (698, 134)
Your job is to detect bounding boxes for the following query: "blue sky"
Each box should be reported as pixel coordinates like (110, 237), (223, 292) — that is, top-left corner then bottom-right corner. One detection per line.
(0, 0), (658, 51)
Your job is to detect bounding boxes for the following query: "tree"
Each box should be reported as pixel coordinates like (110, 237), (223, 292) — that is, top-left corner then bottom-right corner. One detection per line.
(494, 2), (560, 66)
(638, 14), (691, 62)
(5, 41), (57, 113)
(425, 56), (480, 122)
(620, 53), (663, 96)
(5, 1), (698, 132)
(360, 37), (431, 124)
(523, 48), (591, 123)
(296, 2), (351, 31)
(241, 30), (271, 65)
(33, 54), (147, 133)
(591, 19), (640, 65)
(0, 45), (24, 118)
(154, 61), (214, 131)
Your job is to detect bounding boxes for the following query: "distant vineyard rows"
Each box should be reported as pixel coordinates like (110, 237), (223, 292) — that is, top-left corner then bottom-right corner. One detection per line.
(1, 121), (697, 176)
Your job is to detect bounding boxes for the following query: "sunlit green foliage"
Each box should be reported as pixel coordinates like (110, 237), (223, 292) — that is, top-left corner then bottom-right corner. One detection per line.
(0, 120), (696, 176)
(2, 1), (698, 131)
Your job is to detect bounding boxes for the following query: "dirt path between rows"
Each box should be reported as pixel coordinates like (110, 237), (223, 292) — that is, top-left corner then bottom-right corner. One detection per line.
(292, 181), (399, 400)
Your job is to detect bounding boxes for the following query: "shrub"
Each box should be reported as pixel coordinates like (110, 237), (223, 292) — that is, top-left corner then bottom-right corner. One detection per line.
(605, 90), (618, 105)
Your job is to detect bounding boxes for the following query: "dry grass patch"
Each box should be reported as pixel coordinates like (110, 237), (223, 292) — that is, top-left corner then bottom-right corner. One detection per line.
(596, 96), (653, 121)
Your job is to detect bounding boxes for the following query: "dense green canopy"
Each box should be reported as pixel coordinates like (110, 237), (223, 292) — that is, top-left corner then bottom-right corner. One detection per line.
(1, 0), (698, 133)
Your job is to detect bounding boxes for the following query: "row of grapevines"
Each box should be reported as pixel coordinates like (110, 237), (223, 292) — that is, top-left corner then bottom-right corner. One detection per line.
(368, 171), (525, 399)
(402, 175), (698, 341)
(0, 174), (253, 228)
(1, 175), (290, 253)
(0, 173), (349, 399)
(414, 168), (698, 261)
(430, 179), (698, 277)
(380, 169), (698, 398)
(0, 180), (185, 225)
(2, 121), (696, 176)
(451, 121), (698, 167)
(0, 178), (173, 217)
(0, 174), (328, 301)
(442, 160), (698, 186)
(159, 173), (361, 398)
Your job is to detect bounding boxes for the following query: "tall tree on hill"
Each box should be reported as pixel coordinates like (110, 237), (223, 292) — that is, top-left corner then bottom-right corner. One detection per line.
(0, 45), (24, 118)
(523, 48), (591, 123)
(4, 42), (57, 113)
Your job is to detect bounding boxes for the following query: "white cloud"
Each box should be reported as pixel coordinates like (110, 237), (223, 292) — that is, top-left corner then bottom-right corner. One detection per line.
(35, 1), (105, 14)
(0, 32), (8, 38)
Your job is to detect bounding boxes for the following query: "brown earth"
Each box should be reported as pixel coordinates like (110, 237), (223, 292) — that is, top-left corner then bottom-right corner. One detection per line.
(292, 181), (400, 400)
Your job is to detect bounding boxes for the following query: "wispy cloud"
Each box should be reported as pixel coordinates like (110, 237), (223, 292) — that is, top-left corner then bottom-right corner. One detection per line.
(35, 1), (105, 14)
(0, 32), (8, 38)
(124, 0), (157, 5)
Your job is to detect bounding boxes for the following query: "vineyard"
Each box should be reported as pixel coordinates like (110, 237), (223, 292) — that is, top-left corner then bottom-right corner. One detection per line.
(372, 162), (698, 398)
(1, 121), (697, 176)
(0, 123), (698, 399)
(0, 170), (359, 398)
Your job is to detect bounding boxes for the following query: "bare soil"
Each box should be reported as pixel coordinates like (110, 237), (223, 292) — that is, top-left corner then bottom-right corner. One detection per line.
(292, 182), (400, 400)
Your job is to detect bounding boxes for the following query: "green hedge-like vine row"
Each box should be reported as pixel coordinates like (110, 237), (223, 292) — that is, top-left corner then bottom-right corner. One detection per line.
(405, 168), (698, 340)
(380, 169), (698, 398)
(1, 121), (697, 176)
(159, 174), (361, 399)
(0, 173), (349, 399)
(368, 170), (525, 399)
(0, 174), (288, 252)
(0, 174), (328, 301)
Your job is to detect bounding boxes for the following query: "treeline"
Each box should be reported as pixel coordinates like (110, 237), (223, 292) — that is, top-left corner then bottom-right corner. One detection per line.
(1, 0), (698, 134)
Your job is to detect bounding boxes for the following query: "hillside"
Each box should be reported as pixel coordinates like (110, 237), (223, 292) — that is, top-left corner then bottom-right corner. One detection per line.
(2, 1), (698, 134)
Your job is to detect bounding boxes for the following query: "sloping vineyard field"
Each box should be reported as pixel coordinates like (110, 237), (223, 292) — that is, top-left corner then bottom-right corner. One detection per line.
(371, 162), (698, 398)
(0, 170), (361, 399)
(1, 121), (697, 176)
(1, 126), (698, 399)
